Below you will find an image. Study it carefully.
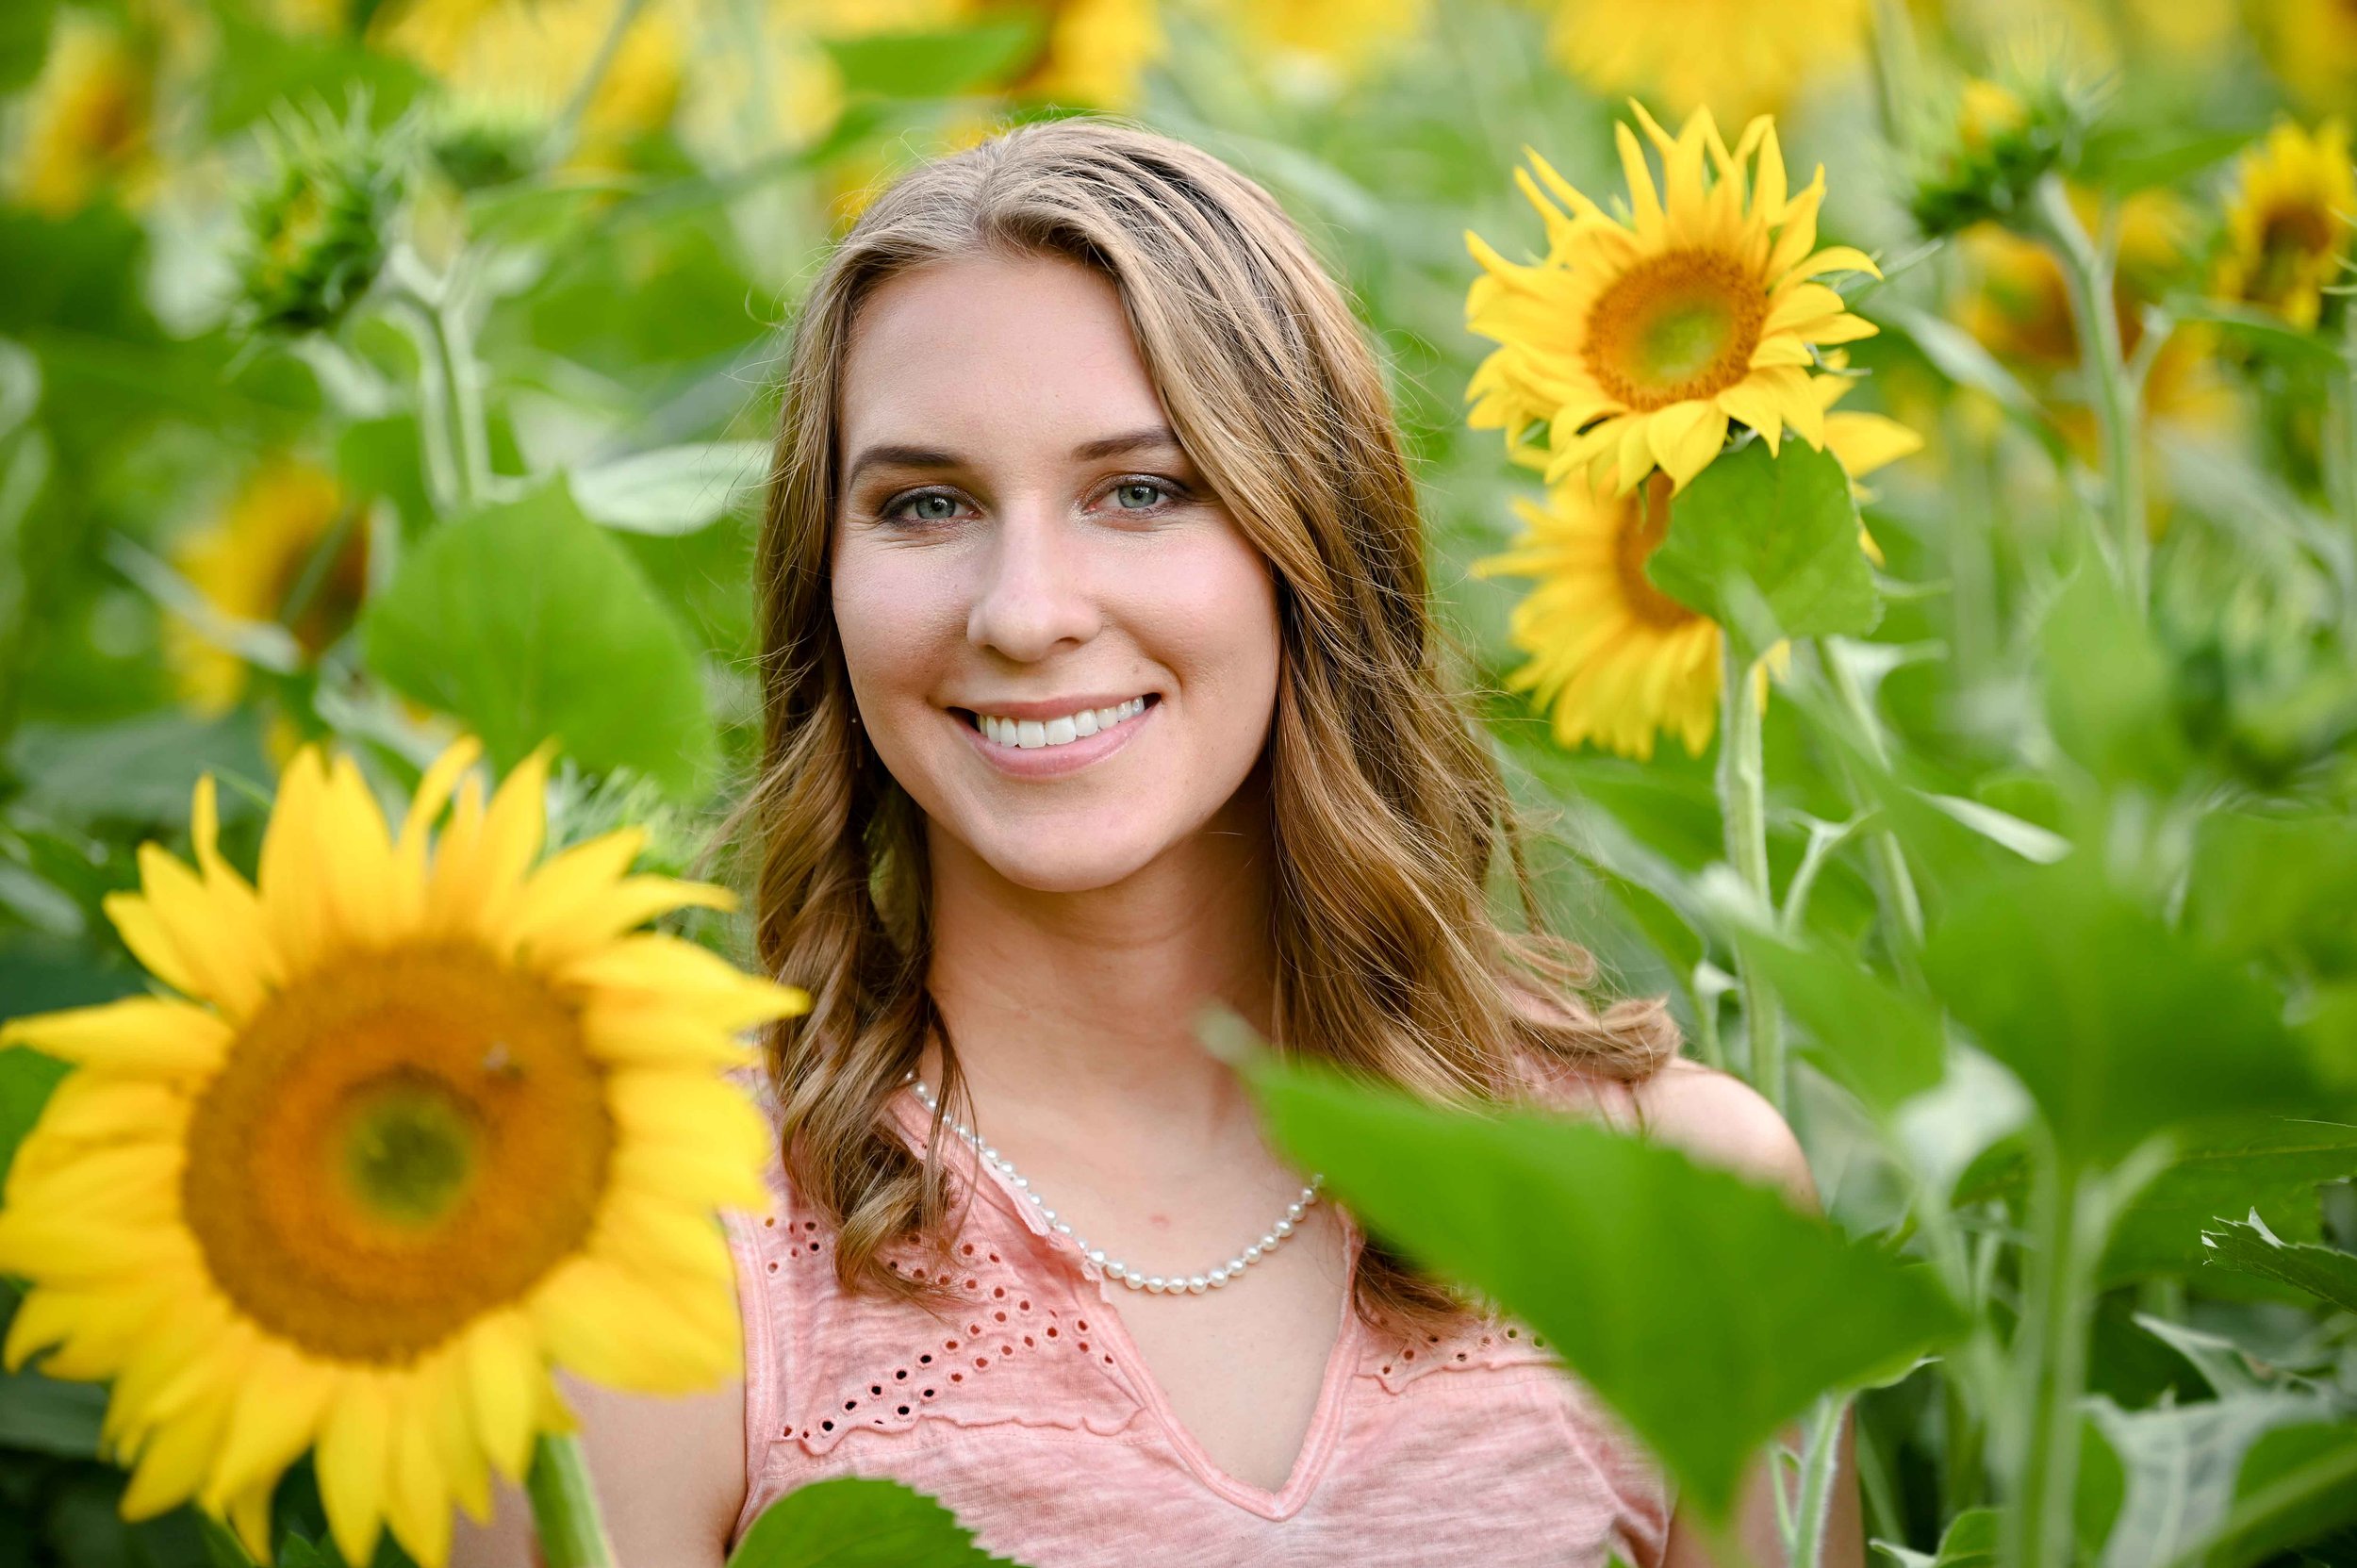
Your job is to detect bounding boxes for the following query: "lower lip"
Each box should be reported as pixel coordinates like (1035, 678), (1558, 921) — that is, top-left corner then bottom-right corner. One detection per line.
(957, 700), (1157, 778)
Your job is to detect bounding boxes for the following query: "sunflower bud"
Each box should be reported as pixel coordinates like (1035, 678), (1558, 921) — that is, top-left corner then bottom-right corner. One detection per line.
(232, 94), (406, 336)
(1906, 69), (2091, 238)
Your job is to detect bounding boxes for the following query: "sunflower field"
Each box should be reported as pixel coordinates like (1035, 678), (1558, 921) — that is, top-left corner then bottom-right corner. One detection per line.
(0, 0), (2354, 1564)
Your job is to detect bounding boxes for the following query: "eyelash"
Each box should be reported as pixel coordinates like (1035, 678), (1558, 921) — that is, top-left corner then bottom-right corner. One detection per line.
(872, 475), (1191, 526)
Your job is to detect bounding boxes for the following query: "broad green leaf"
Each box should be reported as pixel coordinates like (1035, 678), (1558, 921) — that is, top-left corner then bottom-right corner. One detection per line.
(0, 1046), (68, 1187)
(363, 481), (716, 796)
(1647, 440), (1880, 660)
(204, 12), (428, 136)
(727, 1477), (1018, 1566)
(5, 709), (271, 826)
(0, 1362), (104, 1457)
(1873, 1503), (2002, 1566)
(2185, 813), (2357, 978)
(2181, 1421), (2357, 1568)
(569, 441), (769, 536)
(1725, 926), (1945, 1115)
(0, 0), (58, 92)
(2038, 567), (2186, 792)
(1227, 1038), (1968, 1523)
(2088, 1394), (2337, 1568)
(2166, 296), (2353, 374)
(1922, 859), (2319, 1164)
(2200, 1211), (2357, 1313)
(818, 20), (1046, 98)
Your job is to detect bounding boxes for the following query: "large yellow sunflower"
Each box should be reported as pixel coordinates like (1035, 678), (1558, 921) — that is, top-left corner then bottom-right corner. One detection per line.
(1543, 0), (1867, 120)
(2253, 0), (2357, 113)
(2212, 118), (2356, 331)
(0, 738), (806, 1567)
(1466, 104), (1887, 499)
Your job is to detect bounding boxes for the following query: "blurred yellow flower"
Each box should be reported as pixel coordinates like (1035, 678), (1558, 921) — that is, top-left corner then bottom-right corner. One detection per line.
(2212, 118), (2355, 331)
(372, 0), (685, 169)
(165, 460), (365, 716)
(0, 738), (808, 1566)
(1203, 0), (1428, 93)
(5, 9), (154, 217)
(1543, 0), (1867, 119)
(1006, 0), (1162, 110)
(1466, 104), (1886, 496)
(2253, 0), (2357, 113)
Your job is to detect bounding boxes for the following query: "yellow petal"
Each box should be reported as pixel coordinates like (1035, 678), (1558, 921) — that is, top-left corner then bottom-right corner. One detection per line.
(386, 1392), (453, 1568)
(1716, 379), (1787, 455)
(100, 893), (201, 1000)
(395, 736), (486, 883)
(459, 1310), (539, 1483)
(1824, 412), (1925, 480)
(0, 998), (229, 1077)
(132, 845), (271, 1020)
(1615, 120), (1663, 233)
(1778, 244), (1882, 287)
(203, 1342), (335, 1510)
(426, 742), (555, 940)
(1647, 401), (1729, 491)
(255, 747), (334, 977)
(317, 1375), (391, 1568)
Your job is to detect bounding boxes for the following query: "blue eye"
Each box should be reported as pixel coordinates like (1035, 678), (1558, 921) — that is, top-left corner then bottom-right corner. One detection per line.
(886, 490), (961, 523)
(1112, 480), (1168, 510)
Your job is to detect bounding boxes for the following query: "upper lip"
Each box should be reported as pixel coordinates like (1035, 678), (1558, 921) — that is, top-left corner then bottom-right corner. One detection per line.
(950, 692), (1154, 721)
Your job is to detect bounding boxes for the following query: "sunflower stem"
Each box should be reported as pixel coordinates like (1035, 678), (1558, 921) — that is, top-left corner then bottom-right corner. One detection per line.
(1821, 637), (1925, 961)
(526, 1431), (616, 1568)
(2027, 173), (2149, 613)
(1717, 635), (1784, 1111)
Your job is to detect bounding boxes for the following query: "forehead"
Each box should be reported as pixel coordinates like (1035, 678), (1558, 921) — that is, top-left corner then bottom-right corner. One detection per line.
(836, 252), (1169, 457)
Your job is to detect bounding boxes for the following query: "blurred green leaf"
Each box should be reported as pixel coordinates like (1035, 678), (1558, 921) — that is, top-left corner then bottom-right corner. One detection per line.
(818, 19), (1046, 99)
(2200, 1212), (2357, 1313)
(1874, 1507), (1999, 1567)
(0, 1045), (68, 1187)
(569, 441), (768, 536)
(1725, 925), (1945, 1115)
(0, 1365), (104, 1460)
(2039, 567), (2186, 792)
(2090, 1394), (2341, 1568)
(2165, 297), (2353, 374)
(1649, 441), (1880, 660)
(2176, 1421), (2357, 1568)
(363, 481), (716, 796)
(204, 11), (429, 137)
(6, 709), (271, 826)
(1226, 1034), (1968, 1523)
(0, 0), (57, 92)
(2185, 813), (2357, 977)
(727, 1477), (1017, 1566)
(1923, 860), (2319, 1164)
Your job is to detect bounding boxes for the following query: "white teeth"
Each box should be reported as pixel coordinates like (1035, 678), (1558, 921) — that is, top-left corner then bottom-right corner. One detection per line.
(975, 697), (1148, 749)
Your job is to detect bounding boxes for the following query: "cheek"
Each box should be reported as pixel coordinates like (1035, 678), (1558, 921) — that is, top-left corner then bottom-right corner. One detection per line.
(1142, 534), (1282, 723)
(831, 546), (963, 708)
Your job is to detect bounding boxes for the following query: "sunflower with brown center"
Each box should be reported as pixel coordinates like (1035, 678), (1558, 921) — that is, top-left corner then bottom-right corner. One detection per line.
(0, 737), (806, 1567)
(2212, 118), (2355, 331)
(1466, 103), (1887, 498)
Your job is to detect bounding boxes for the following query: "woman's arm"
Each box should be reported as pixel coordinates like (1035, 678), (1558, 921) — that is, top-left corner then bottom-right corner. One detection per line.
(1634, 1061), (1868, 1568)
(448, 1375), (746, 1568)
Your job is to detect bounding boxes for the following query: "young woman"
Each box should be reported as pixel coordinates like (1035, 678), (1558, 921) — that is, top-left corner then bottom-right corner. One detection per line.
(454, 117), (1860, 1567)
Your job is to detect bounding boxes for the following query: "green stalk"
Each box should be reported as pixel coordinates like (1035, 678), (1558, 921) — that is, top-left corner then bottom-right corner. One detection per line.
(388, 296), (461, 514)
(1865, 0), (1923, 162)
(1718, 635), (1785, 1109)
(1788, 1395), (1849, 1568)
(525, 1432), (616, 1568)
(1821, 639), (1926, 970)
(2027, 174), (2149, 612)
(548, 0), (652, 169)
(2003, 1150), (2097, 1568)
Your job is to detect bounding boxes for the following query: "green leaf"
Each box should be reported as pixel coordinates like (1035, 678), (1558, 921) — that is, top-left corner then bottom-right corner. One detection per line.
(2165, 296), (2354, 374)
(1881, 305), (2046, 424)
(2201, 1211), (2357, 1313)
(2038, 566), (2186, 791)
(5, 709), (271, 826)
(2185, 1421), (2357, 1568)
(0, 1045), (69, 1188)
(363, 481), (716, 797)
(1227, 1039), (1968, 1523)
(2185, 813), (2357, 978)
(2090, 1394), (2339, 1568)
(818, 19), (1046, 99)
(0, 1363), (105, 1458)
(1725, 926), (1945, 1115)
(568, 441), (769, 536)
(727, 1477), (1019, 1566)
(1923, 859), (2320, 1164)
(1647, 440), (1880, 660)
(0, 0), (57, 93)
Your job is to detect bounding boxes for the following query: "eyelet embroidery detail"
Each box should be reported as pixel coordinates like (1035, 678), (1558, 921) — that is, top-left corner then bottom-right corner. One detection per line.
(1368, 1312), (1555, 1394)
(744, 1179), (1142, 1460)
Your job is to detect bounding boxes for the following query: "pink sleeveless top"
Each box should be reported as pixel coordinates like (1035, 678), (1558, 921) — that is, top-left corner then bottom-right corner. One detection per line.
(721, 1081), (1675, 1566)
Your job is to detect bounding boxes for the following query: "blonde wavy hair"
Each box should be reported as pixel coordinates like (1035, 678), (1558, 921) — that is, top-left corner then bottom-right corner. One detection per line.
(733, 116), (1676, 1338)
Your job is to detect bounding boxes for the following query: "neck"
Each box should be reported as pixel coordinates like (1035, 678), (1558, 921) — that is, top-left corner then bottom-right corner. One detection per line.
(916, 791), (1277, 1154)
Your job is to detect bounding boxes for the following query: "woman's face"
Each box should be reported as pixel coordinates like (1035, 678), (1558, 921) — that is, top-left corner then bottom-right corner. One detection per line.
(831, 252), (1282, 894)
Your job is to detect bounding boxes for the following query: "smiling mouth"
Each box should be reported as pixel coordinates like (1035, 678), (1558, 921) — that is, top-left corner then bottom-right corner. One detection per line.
(952, 694), (1160, 750)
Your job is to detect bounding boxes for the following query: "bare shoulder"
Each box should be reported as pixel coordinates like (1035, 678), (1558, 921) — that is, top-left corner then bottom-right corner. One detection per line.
(449, 1376), (744, 1567)
(1629, 1058), (1820, 1213)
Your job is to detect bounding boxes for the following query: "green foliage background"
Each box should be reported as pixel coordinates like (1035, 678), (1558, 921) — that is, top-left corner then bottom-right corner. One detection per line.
(1, 0), (2354, 1563)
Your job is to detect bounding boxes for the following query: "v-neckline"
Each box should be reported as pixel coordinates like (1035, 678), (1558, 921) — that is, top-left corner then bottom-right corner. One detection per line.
(886, 1085), (1364, 1521)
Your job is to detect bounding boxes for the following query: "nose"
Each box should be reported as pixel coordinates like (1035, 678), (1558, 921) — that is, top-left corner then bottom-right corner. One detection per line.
(967, 503), (1100, 661)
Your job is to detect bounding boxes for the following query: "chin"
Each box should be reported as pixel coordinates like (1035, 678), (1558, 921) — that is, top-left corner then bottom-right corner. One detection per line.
(965, 828), (1169, 895)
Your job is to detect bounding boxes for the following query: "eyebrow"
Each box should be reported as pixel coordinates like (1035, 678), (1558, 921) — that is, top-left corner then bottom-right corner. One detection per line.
(841, 425), (1182, 490)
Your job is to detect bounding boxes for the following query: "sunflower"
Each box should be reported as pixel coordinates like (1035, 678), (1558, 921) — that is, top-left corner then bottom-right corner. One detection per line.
(1203, 0), (1428, 94)
(5, 9), (154, 217)
(371, 0), (686, 171)
(1466, 104), (1886, 499)
(1002, 0), (1163, 110)
(2252, 0), (2357, 113)
(0, 737), (807, 1567)
(1477, 408), (1916, 762)
(1542, 0), (1867, 119)
(166, 459), (365, 716)
(2212, 119), (2356, 331)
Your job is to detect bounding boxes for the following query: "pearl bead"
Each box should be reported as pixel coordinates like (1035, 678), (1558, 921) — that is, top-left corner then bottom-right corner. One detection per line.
(1054, 1222), (1073, 1234)
(1010, 1174), (1029, 1189)
(1146, 1277), (1166, 1293)
(1186, 1276), (1208, 1294)
(1087, 1249), (1106, 1265)
(1286, 1202), (1305, 1219)
(1209, 1268), (1229, 1286)
(1106, 1262), (1126, 1279)
(1273, 1218), (1294, 1237)
(1227, 1258), (1246, 1274)
(1244, 1244), (1262, 1261)
(1124, 1273), (1146, 1290)
(1041, 1208), (1057, 1222)
(1261, 1233), (1279, 1249)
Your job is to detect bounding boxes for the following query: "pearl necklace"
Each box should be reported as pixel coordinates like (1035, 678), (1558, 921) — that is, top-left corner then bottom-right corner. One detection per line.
(903, 1073), (1324, 1296)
